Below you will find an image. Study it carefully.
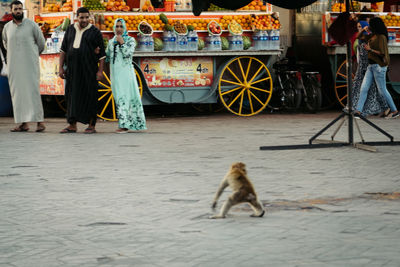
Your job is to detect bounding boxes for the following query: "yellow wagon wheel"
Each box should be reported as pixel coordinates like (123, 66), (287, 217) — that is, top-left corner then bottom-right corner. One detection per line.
(334, 60), (357, 107)
(97, 68), (143, 121)
(218, 56), (273, 116)
(54, 95), (66, 112)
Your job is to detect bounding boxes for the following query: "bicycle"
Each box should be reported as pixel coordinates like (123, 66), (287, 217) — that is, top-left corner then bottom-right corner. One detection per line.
(268, 58), (302, 111)
(297, 62), (323, 113)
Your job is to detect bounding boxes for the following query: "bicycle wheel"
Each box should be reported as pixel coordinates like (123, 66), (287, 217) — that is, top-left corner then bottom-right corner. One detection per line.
(282, 77), (302, 110)
(303, 76), (322, 112)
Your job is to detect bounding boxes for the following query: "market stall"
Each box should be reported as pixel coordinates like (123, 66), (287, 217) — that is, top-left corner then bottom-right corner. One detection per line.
(322, 1), (400, 107)
(34, 0), (282, 119)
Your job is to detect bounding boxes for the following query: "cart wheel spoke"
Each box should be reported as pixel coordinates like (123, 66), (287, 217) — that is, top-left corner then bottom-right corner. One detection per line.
(247, 89), (254, 114)
(249, 85), (271, 93)
(248, 65), (264, 84)
(99, 93), (114, 117)
(98, 90), (111, 101)
(135, 68), (143, 97)
(103, 71), (111, 85)
(218, 56), (272, 116)
(236, 58), (247, 82)
(97, 66), (117, 121)
(245, 58), (252, 80)
(227, 89), (245, 108)
(250, 76), (271, 85)
(334, 60), (357, 107)
(220, 79), (243, 87)
(249, 90), (265, 106)
(221, 86), (243, 96)
(226, 66), (244, 84)
(99, 82), (110, 89)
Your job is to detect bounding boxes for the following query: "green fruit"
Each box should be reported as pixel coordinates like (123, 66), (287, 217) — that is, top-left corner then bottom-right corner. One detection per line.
(164, 24), (173, 31)
(187, 25), (195, 31)
(243, 36), (251, 50)
(198, 38), (205, 50)
(61, 17), (70, 31)
(154, 37), (163, 51)
(160, 13), (168, 24)
(221, 36), (229, 50)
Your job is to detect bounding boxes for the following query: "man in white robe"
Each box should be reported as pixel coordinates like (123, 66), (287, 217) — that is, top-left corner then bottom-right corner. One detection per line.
(2, 0), (45, 132)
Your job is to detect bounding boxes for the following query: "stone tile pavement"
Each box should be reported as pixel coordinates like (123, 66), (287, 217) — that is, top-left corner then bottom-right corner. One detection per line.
(0, 112), (400, 267)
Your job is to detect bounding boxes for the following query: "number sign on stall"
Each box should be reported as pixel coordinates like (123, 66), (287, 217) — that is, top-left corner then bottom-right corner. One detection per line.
(140, 57), (214, 88)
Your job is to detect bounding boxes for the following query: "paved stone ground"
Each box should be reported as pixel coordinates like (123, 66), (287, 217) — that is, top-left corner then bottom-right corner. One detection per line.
(0, 112), (400, 267)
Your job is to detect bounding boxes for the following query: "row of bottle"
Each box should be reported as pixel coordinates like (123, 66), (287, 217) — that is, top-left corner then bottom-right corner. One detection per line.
(252, 30), (280, 50)
(137, 29), (281, 52)
(45, 31), (64, 53)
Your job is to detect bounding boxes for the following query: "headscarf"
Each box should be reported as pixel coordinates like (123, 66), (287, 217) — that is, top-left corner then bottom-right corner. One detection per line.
(111, 18), (129, 64)
(359, 20), (369, 35)
(112, 18), (129, 44)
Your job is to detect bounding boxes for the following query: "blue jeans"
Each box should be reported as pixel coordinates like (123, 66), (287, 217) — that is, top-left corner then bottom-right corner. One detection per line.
(356, 64), (397, 113)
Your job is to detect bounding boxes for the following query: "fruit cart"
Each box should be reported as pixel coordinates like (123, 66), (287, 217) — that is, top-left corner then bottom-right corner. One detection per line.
(35, 0), (282, 119)
(322, 1), (400, 107)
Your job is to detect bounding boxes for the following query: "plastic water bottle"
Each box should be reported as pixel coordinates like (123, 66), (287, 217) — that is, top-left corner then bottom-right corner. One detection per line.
(46, 38), (53, 53)
(187, 30), (198, 51)
(138, 35), (154, 52)
(262, 30), (270, 50)
(271, 29), (280, 50)
(388, 31), (396, 45)
(51, 31), (59, 52)
(229, 35), (243, 50)
(176, 34), (188, 51)
(147, 36), (154, 51)
(252, 31), (261, 50)
(165, 31), (177, 51)
(213, 35), (222, 50)
(163, 31), (172, 51)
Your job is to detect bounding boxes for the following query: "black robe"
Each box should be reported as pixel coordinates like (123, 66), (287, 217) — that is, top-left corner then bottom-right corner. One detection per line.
(61, 23), (105, 125)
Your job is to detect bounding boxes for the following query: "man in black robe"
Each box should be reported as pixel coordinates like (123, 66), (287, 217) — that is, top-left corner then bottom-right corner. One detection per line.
(59, 7), (105, 134)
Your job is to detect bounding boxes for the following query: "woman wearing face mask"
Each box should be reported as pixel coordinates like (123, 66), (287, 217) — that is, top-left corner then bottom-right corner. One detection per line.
(351, 18), (389, 117)
(106, 18), (146, 133)
(354, 17), (399, 119)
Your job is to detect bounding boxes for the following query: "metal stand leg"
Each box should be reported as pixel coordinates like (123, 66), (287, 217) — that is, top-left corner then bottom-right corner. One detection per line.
(353, 117), (365, 143)
(331, 117), (346, 141)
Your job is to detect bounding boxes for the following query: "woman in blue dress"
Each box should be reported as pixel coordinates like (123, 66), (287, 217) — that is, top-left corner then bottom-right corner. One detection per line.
(106, 18), (147, 133)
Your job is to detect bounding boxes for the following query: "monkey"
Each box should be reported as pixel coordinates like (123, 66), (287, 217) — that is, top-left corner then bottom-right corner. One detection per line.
(209, 162), (265, 219)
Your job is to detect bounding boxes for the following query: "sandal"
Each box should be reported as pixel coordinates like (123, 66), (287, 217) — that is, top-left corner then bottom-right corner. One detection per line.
(36, 124), (46, 132)
(379, 108), (390, 118)
(10, 124), (29, 132)
(115, 128), (128, 134)
(60, 127), (77, 134)
(84, 127), (96, 134)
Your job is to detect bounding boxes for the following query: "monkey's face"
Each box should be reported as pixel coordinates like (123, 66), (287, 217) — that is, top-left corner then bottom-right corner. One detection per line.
(231, 162), (246, 173)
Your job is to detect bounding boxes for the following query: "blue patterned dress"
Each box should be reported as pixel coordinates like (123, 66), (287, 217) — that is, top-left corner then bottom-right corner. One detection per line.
(351, 39), (388, 115)
(106, 19), (146, 130)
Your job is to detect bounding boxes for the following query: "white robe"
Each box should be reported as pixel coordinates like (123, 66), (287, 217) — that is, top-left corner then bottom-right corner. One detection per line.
(2, 18), (45, 123)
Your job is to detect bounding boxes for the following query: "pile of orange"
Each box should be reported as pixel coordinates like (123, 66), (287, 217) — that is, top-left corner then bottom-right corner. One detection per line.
(251, 14), (280, 30)
(35, 16), (64, 29)
(238, 0), (267, 11)
(104, 0), (130, 11)
(103, 14), (279, 32)
(381, 14), (400, 27)
(59, 0), (72, 12)
(104, 14), (165, 31)
(42, 3), (60, 12)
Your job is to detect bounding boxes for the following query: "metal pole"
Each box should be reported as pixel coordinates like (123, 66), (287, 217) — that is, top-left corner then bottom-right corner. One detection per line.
(346, 0), (354, 144)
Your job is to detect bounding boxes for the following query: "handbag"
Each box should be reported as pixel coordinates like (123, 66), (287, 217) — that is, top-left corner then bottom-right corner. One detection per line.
(0, 49), (7, 77)
(328, 2), (357, 46)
